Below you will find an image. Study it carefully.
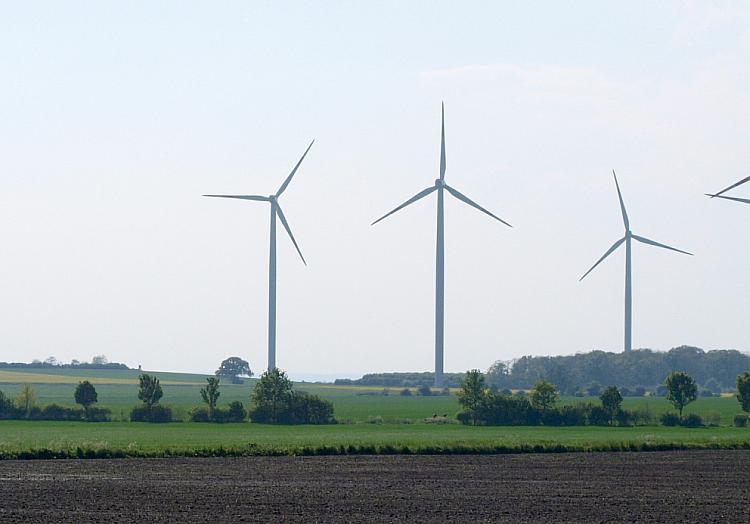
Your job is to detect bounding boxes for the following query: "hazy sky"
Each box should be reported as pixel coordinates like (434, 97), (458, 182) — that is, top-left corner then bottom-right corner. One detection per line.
(2, 1), (749, 379)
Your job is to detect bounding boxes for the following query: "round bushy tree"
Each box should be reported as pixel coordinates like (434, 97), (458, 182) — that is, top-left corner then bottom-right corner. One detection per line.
(530, 379), (559, 413)
(74, 380), (98, 418)
(665, 371), (697, 417)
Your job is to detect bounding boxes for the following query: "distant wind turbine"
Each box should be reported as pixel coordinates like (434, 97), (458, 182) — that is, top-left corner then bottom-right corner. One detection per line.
(580, 171), (693, 352)
(372, 104), (512, 387)
(705, 174), (750, 204)
(204, 140), (314, 371)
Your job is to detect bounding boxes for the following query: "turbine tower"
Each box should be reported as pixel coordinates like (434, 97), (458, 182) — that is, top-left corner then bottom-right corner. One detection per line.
(204, 140), (313, 372)
(372, 104), (512, 387)
(579, 171), (693, 352)
(706, 174), (750, 205)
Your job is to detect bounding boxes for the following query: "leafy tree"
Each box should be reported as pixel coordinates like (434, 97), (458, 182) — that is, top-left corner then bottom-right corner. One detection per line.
(216, 357), (252, 384)
(485, 360), (510, 388)
(91, 355), (108, 365)
(74, 381), (98, 418)
(665, 371), (697, 417)
(530, 379), (559, 413)
(16, 384), (36, 418)
(417, 384), (432, 396)
(457, 370), (488, 425)
(599, 386), (623, 425)
(737, 372), (750, 413)
(200, 377), (221, 420)
(138, 374), (163, 407)
(250, 368), (293, 423)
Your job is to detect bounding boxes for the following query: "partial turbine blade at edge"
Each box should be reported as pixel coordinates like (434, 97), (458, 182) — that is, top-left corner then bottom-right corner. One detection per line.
(612, 170), (629, 230)
(203, 194), (270, 201)
(276, 205), (306, 265)
(444, 185), (512, 227)
(579, 236), (626, 281)
(440, 102), (446, 180)
(631, 234), (693, 256)
(711, 174), (750, 198)
(371, 186), (437, 226)
(276, 140), (315, 197)
(705, 193), (750, 205)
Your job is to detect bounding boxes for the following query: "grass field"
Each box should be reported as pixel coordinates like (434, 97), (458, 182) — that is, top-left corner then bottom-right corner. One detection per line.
(1, 367), (749, 458)
(1, 421), (749, 458)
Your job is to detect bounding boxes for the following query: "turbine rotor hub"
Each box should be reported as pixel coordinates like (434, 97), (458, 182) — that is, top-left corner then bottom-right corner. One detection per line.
(435, 179), (445, 187)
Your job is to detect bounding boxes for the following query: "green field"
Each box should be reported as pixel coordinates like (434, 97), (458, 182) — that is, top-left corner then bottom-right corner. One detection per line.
(1, 421), (749, 459)
(1, 367), (749, 458)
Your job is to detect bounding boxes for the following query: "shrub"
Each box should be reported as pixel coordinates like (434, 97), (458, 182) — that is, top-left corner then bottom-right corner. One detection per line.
(39, 404), (83, 421)
(190, 407), (211, 422)
(417, 385), (432, 396)
(399, 388), (412, 396)
(0, 391), (20, 419)
(629, 405), (655, 426)
(223, 401), (246, 422)
(367, 415), (383, 424)
(424, 415), (457, 424)
(660, 412), (681, 426)
(588, 405), (610, 426)
(703, 412), (721, 427)
(249, 389), (335, 425)
(680, 413), (703, 428)
(615, 409), (633, 427)
(734, 414), (748, 427)
(737, 372), (750, 412)
(130, 405), (173, 423)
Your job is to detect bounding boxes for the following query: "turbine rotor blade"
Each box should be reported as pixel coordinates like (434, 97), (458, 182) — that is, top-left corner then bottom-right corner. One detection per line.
(711, 174), (750, 198)
(631, 234), (693, 256)
(276, 140), (315, 197)
(705, 193), (750, 205)
(371, 186), (437, 226)
(440, 102), (446, 180)
(203, 194), (270, 201)
(444, 185), (512, 227)
(612, 170), (629, 230)
(579, 236), (626, 281)
(276, 204), (306, 265)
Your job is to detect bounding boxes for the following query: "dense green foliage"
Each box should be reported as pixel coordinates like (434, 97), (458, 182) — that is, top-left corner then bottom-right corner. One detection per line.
(137, 374), (163, 407)
(190, 401), (246, 423)
(74, 381), (98, 416)
(600, 386), (623, 424)
(530, 379), (559, 413)
(736, 372), (750, 412)
(249, 369), (335, 424)
(487, 346), (749, 392)
(335, 372), (466, 388)
(215, 357), (252, 384)
(200, 377), (221, 419)
(130, 405), (173, 423)
(665, 372), (698, 416)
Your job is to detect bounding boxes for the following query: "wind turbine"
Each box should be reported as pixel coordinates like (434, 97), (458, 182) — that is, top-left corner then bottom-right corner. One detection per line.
(372, 104), (512, 387)
(579, 171), (693, 352)
(705, 174), (750, 205)
(204, 140), (313, 372)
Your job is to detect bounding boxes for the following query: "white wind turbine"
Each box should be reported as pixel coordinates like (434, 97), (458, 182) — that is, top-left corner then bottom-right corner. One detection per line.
(204, 140), (313, 371)
(580, 171), (693, 352)
(372, 104), (512, 387)
(706, 174), (750, 205)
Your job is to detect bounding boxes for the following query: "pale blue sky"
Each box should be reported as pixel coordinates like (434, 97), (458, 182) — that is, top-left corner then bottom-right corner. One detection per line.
(1, 2), (749, 379)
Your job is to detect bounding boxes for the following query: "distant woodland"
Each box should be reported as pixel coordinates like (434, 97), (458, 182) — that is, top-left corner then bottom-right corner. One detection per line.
(337, 346), (749, 393)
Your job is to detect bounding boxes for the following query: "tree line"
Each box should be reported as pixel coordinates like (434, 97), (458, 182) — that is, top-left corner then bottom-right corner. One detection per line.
(486, 346), (748, 393)
(0, 368), (335, 425)
(457, 369), (750, 428)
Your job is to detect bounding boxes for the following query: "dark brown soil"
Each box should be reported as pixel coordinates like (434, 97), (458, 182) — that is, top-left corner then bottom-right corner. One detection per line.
(0, 451), (748, 522)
